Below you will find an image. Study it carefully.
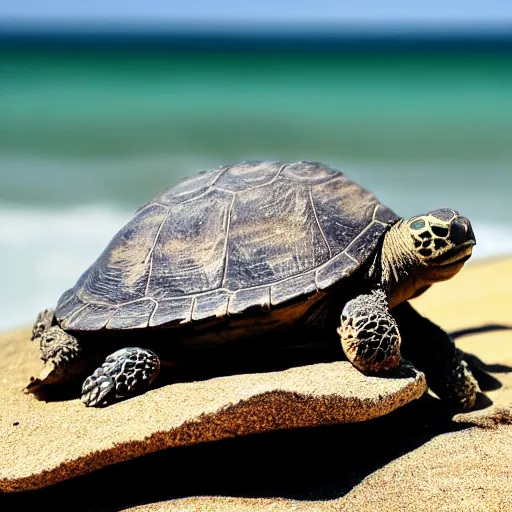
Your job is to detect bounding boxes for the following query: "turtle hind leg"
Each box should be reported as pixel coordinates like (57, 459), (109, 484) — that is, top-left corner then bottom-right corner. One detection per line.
(40, 325), (82, 369)
(338, 289), (402, 373)
(394, 302), (478, 410)
(25, 323), (85, 395)
(31, 307), (82, 379)
(31, 307), (56, 341)
(82, 347), (161, 407)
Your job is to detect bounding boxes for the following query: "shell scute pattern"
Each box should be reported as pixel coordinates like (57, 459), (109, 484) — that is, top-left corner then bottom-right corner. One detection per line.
(315, 253), (359, 290)
(192, 290), (231, 321)
(309, 176), (381, 255)
(215, 161), (283, 192)
(56, 161), (399, 331)
(149, 297), (192, 327)
(75, 203), (169, 307)
(65, 303), (117, 331)
(282, 161), (339, 184)
(106, 300), (157, 330)
(227, 287), (270, 315)
(345, 221), (388, 262)
(153, 166), (229, 206)
(223, 177), (331, 290)
(270, 271), (317, 306)
(146, 187), (234, 298)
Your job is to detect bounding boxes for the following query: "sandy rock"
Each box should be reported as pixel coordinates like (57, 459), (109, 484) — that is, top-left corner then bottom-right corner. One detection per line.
(119, 259), (512, 512)
(0, 329), (425, 492)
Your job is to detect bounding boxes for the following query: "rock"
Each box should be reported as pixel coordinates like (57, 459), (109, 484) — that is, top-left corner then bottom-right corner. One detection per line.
(0, 329), (425, 492)
(3, 260), (512, 511)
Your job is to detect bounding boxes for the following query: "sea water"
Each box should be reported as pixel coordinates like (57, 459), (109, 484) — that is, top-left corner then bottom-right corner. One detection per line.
(1, 36), (511, 330)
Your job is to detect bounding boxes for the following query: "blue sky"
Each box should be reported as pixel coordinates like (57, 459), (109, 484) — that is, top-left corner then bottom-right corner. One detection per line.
(1, 1), (511, 26)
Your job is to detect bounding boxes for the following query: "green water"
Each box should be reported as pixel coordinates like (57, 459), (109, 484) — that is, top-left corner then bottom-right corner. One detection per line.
(3, 51), (511, 157)
(1, 50), (511, 205)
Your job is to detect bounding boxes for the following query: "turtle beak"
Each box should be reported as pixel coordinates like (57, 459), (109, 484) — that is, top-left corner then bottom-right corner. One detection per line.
(449, 216), (476, 246)
(433, 241), (474, 267)
(432, 215), (475, 267)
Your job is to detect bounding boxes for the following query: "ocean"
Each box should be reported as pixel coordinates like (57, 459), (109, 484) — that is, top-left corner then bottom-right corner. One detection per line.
(1, 32), (511, 330)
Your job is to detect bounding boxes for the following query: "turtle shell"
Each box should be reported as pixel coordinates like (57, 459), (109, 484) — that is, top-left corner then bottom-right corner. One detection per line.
(56, 161), (399, 331)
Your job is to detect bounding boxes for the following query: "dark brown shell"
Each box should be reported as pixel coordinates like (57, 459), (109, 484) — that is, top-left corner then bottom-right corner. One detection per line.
(56, 161), (398, 331)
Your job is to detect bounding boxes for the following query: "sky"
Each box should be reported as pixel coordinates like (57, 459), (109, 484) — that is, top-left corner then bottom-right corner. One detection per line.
(1, 0), (512, 27)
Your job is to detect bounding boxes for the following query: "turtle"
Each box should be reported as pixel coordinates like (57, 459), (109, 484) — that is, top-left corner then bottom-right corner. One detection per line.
(27, 161), (478, 408)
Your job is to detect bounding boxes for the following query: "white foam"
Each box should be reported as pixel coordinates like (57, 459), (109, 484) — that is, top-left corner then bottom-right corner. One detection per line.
(0, 206), (510, 331)
(470, 222), (512, 260)
(0, 204), (131, 330)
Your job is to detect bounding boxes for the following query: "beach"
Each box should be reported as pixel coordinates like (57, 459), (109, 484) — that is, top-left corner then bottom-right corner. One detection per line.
(1, 257), (511, 511)
(1, 30), (511, 511)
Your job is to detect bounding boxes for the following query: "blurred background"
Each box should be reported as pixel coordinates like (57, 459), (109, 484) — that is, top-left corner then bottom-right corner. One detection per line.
(0, 1), (511, 329)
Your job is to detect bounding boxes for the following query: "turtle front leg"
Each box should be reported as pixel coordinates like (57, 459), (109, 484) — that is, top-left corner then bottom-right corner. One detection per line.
(82, 347), (161, 407)
(338, 289), (402, 373)
(393, 302), (478, 409)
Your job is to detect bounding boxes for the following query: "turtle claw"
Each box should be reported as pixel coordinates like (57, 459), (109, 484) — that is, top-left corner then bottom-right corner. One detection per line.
(82, 372), (116, 407)
(434, 349), (478, 410)
(81, 347), (161, 407)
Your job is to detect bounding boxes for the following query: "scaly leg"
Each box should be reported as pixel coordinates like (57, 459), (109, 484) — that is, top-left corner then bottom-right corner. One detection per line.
(31, 307), (56, 341)
(82, 347), (161, 407)
(338, 289), (401, 373)
(27, 309), (83, 388)
(393, 301), (478, 409)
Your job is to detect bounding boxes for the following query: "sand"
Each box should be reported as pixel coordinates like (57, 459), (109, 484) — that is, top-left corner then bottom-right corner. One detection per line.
(0, 331), (425, 492)
(1, 258), (511, 511)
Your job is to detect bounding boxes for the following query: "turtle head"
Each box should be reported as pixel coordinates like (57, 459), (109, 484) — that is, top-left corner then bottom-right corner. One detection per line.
(407, 209), (475, 275)
(381, 208), (475, 307)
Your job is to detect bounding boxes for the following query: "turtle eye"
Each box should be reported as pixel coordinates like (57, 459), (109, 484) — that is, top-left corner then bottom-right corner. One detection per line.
(410, 219), (425, 230)
(431, 225), (449, 238)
